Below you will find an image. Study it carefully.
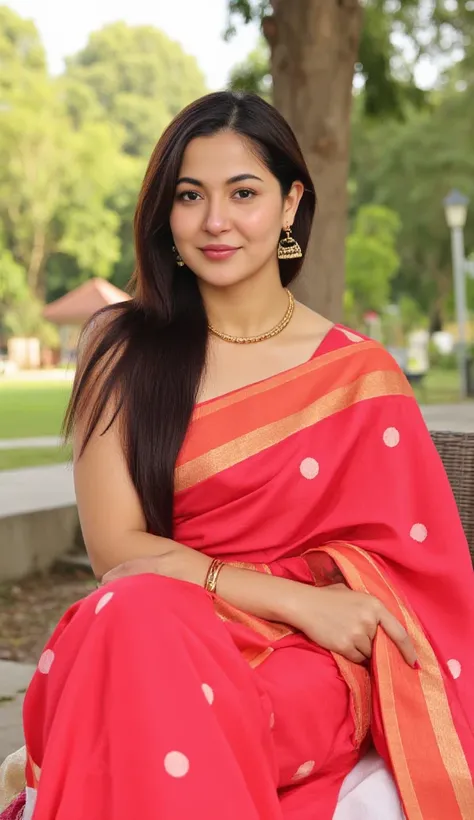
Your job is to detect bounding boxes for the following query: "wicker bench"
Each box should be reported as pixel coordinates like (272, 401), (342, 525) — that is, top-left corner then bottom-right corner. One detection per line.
(431, 431), (474, 561)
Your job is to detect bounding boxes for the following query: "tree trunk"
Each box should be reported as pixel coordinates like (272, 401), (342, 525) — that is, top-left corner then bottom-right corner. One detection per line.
(27, 226), (47, 300)
(265, 0), (364, 321)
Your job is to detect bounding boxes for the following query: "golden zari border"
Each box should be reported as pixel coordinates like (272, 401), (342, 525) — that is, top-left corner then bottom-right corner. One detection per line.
(333, 655), (371, 750)
(176, 369), (412, 492)
(228, 561), (272, 575)
(213, 562), (294, 647)
(376, 634), (424, 819)
(324, 551), (423, 819)
(322, 543), (473, 820)
(27, 752), (41, 788)
(213, 561), (371, 748)
(351, 546), (473, 817)
(194, 340), (375, 420)
(213, 598), (294, 642)
(304, 549), (371, 750)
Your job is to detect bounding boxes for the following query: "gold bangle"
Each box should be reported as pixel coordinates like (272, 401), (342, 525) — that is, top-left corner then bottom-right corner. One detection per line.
(204, 558), (224, 594)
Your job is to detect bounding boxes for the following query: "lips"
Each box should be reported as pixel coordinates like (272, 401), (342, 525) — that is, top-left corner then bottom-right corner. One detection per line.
(201, 245), (240, 261)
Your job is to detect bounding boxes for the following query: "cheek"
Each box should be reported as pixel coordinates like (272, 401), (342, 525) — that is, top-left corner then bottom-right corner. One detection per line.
(239, 203), (282, 243)
(169, 206), (198, 241)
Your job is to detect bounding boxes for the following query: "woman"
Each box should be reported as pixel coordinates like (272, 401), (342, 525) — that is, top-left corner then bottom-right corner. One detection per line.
(1, 91), (473, 820)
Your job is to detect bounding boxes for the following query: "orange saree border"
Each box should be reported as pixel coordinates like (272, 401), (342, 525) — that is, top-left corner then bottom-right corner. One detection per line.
(315, 543), (473, 820)
(176, 345), (413, 492)
(332, 655), (371, 750)
(26, 752), (40, 789)
(193, 339), (374, 421)
(211, 562), (371, 749)
(212, 562), (295, 669)
(214, 593), (371, 747)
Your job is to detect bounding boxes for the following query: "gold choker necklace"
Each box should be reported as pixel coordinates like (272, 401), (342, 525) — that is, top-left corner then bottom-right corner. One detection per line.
(208, 289), (295, 344)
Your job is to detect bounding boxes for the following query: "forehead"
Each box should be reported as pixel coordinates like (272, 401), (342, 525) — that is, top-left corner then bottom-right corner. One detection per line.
(178, 130), (271, 182)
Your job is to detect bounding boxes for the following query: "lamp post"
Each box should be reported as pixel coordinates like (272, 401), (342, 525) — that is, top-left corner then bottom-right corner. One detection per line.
(443, 190), (471, 399)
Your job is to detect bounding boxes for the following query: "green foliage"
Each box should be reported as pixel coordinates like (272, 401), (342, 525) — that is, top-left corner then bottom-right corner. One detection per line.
(0, 15), (124, 300)
(225, 1), (271, 38)
(229, 39), (271, 100)
(0, 9), (207, 320)
(428, 342), (458, 372)
(0, 245), (28, 336)
(65, 22), (207, 156)
(3, 292), (59, 346)
(2, 1), (473, 340)
(350, 80), (474, 328)
(358, 0), (472, 115)
(0, 5), (46, 80)
(227, 1), (474, 328)
(0, 245), (28, 305)
(345, 205), (401, 322)
(106, 155), (146, 289)
(227, 1), (474, 117)
(397, 295), (427, 336)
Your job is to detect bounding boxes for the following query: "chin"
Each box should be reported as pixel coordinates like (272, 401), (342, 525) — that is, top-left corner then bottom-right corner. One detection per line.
(192, 265), (255, 290)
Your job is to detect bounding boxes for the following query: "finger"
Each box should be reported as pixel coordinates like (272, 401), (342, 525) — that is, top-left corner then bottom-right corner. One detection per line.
(102, 563), (155, 584)
(379, 609), (417, 667)
(354, 633), (373, 659)
(341, 647), (367, 664)
(102, 567), (129, 584)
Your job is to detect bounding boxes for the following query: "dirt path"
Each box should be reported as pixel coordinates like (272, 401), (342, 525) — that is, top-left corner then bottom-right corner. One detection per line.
(0, 568), (96, 664)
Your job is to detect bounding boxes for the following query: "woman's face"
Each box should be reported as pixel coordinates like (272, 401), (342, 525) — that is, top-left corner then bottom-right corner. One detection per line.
(169, 130), (303, 289)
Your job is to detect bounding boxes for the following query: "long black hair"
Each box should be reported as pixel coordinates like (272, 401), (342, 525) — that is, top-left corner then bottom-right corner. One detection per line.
(64, 91), (316, 538)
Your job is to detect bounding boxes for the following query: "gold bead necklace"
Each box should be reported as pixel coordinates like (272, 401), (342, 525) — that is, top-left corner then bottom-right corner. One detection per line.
(208, 289), (295, 344)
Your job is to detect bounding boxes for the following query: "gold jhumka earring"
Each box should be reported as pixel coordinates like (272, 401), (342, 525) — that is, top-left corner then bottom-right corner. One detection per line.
(172, 245), (185, 267)
(277, 226), (303, 260)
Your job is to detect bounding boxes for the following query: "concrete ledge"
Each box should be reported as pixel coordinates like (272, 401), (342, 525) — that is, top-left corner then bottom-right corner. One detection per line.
(0, 464), (75, 518)
(0, 661), (35, 761)
(0, 505), (80, 582)
(0, 661), (35, 700)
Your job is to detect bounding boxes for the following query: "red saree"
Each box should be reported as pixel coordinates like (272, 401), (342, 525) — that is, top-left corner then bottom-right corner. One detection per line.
(7, 326), (474, 819)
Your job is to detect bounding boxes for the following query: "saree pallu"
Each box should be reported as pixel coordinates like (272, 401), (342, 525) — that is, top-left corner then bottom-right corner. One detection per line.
(3, 326), (473, 819)
(173, 326), (474, 816)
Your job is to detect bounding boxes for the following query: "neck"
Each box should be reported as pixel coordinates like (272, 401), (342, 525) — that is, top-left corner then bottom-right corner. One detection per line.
(201, 270), (289, 339)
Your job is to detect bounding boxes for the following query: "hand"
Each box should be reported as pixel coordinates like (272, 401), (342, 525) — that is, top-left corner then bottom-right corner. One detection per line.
(100, 549), (211, 588)
(101, 556), (164, 585)
(288, 583), (417, 667)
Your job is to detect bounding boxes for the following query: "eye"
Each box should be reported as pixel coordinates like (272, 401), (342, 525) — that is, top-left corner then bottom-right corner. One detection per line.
(177, 190), (202, 202)
(233, 188), (256, 200)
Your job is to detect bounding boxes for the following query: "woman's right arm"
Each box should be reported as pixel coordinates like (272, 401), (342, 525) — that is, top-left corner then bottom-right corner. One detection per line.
(72, 365), (295, 595)
(72, 323), (309, 607)
(75, 409), (416, 668)
(74, 406), (304, 616)
(73, 317), (415, 668)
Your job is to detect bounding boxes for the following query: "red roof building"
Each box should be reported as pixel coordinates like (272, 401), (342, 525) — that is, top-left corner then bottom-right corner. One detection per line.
(43, 278), (131, 326)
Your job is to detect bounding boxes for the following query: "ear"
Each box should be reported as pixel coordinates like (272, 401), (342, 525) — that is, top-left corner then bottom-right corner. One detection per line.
(282, 180), (305, 229)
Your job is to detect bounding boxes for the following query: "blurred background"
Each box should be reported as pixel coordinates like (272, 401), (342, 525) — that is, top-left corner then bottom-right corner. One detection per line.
(0, 0), (473, 755)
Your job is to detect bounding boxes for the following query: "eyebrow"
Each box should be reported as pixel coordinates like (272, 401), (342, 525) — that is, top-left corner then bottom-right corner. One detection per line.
(176, 173), (263, 187)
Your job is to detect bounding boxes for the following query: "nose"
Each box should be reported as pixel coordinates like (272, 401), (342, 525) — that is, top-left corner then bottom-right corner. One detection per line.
(203, 195), (231, 236)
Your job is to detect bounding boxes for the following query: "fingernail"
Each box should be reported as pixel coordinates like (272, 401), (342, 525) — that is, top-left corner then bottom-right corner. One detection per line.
(413, 661), (421, 670)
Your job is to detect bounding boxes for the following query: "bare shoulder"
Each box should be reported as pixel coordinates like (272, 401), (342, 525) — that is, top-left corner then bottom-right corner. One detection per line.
(292, 307), (402, 372)
(293, 301), (334, 341)
(332, 321), (407, 374)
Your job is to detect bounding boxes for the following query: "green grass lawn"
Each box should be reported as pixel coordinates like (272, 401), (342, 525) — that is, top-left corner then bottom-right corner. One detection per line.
(0, 380), (72, 438)
(412, 368), (463, 405)
(0, 367), (467, 472)
(0, 445), (72, 471)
